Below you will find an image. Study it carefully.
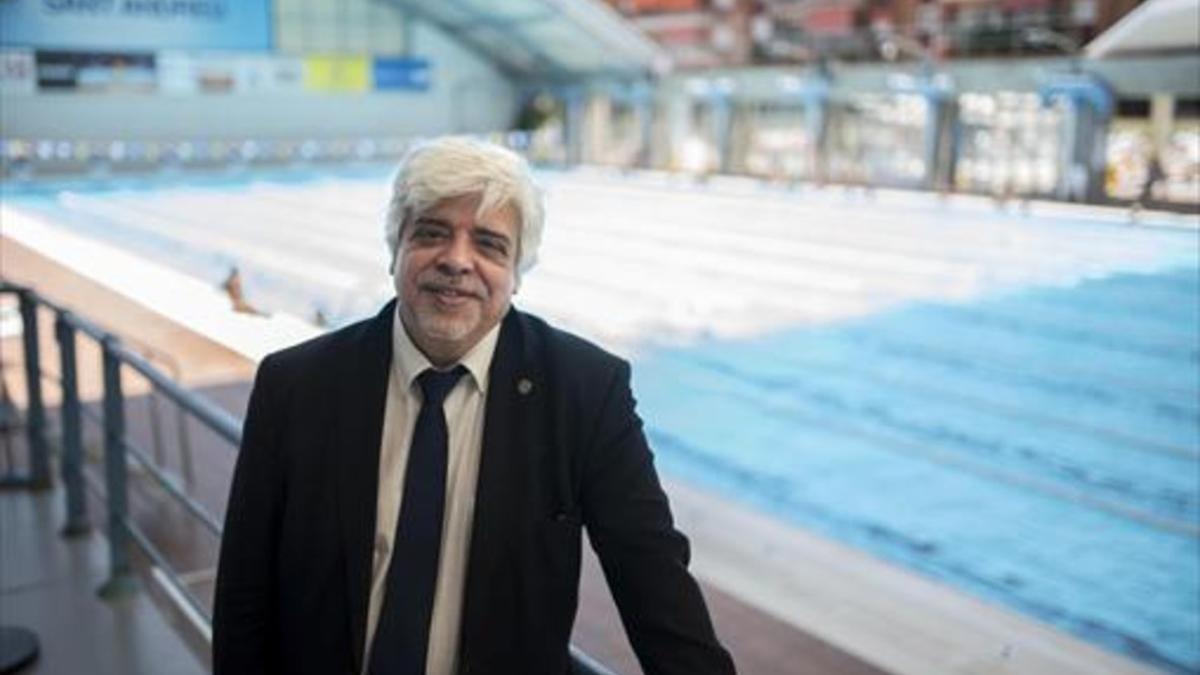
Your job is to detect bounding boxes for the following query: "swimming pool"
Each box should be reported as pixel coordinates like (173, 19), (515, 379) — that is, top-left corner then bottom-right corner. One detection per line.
(635, 268), (1198, 673)
(4, 168), (1197, 671)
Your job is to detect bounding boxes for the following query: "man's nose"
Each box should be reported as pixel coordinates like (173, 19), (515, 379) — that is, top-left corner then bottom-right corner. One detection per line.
(435, 234), (472, 274)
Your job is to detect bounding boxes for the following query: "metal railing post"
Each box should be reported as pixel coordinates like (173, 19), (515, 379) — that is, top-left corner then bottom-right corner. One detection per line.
(98, 336), (136, 598)
(16, 289), (52, 489)
(55, 311), (90, 536)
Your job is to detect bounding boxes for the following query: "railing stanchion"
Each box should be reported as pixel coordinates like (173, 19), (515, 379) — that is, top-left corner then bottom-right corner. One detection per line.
(16, 288), (51, 489)
(98, 336), (136, 599)
(55, 311), (90, 535)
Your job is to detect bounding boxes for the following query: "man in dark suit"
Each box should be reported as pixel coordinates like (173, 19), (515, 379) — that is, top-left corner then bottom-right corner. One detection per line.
(213, 137), (736, 674)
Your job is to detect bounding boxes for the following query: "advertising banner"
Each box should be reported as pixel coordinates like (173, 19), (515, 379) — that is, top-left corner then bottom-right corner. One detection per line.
(156, 51), (200, 94)
(372, 57), (431, 92)
(237, 55), (303, 94)
(0, 49), (36, 95)
(35, 50), (156, 93)
(1, 0), (271, 51)
(303, 55), (370, 93)
(159, 51), (304, 95)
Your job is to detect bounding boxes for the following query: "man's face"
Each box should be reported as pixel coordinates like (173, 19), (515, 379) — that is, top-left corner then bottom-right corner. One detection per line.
(394, 193), (520, 365)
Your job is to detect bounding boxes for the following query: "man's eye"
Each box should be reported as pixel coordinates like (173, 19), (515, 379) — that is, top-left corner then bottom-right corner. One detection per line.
(479, 238), (509, 256)
(412, 226), (444, 240)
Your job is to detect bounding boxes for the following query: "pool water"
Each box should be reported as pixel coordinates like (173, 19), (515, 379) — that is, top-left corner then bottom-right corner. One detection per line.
(636, 268), (1199, 673)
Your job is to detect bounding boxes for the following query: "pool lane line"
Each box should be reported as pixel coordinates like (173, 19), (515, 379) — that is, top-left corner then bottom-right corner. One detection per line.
(654, 364), (1200, 538)
(676, 348), (1198, 462)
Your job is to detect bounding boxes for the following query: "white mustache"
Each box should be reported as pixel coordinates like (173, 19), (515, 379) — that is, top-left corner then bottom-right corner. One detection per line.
(419, 275), (486, 299)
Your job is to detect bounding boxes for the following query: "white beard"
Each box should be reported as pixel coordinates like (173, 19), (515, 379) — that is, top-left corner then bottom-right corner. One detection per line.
(411, 305), (477, 344)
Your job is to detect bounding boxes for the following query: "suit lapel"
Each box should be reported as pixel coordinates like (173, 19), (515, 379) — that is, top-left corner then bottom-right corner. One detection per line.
(338, 301), (395, 673)
(458, 309), (531, 662)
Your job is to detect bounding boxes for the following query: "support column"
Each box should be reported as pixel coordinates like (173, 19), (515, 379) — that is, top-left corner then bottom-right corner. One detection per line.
(924, 93), (959, 191)
(727, 104), (756, 174)
(664, 94), (691, 171)
(563, 87), (586, 166)
(793, 74), (832, 183)
(709, 92), (734, 174)
(1041, 72), (1114, 203)
(583, 93), (611, 165)
(887, 70), (957, 191)
(631, 81), (655, 169)
(1150, 93), (1175, 156)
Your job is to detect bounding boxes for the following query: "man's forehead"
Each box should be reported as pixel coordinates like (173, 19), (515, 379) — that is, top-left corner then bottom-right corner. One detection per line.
(415, 196), (518, 234)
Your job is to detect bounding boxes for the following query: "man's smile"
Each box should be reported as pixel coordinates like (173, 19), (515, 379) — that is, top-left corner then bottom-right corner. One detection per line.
(420, 282), (483, 307)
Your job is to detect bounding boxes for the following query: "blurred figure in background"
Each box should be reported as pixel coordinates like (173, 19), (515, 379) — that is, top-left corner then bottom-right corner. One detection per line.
(220, 266), (262, 316)
(1138, 152), (1166, 207)
(1129, 150), (1166, 220)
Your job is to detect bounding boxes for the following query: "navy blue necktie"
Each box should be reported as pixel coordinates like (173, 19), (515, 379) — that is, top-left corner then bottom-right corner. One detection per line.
(369, 366), (466, 675)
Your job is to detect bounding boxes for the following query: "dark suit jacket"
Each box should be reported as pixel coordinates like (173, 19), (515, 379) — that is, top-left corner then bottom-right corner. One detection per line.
(213, 302), (736, 675)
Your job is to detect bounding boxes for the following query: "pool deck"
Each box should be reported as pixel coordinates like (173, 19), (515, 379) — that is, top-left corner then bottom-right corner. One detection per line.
(0, 226), (1165, 675)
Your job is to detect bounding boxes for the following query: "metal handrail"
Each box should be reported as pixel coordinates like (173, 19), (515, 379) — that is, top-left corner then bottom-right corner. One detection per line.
(0, 280), (617, 675)
(118, 333), (197, 488)
(108, 339), (241, 445)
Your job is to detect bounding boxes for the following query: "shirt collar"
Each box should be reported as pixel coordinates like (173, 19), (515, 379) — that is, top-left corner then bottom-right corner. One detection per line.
(391, 306), (501, 395)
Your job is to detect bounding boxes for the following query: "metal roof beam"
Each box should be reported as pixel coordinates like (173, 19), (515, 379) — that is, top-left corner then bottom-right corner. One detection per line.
(379, 0), (525, 80)
(441, 0), (564, 77)
(443, 10), (559, 33)
(379, 0), (663, 81)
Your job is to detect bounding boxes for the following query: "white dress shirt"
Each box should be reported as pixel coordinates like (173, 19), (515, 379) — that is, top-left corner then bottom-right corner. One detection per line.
(362, 308), (501, 675)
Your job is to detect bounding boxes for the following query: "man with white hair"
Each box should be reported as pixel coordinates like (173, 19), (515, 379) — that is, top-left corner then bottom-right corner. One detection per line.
(213, 136), (736, 675)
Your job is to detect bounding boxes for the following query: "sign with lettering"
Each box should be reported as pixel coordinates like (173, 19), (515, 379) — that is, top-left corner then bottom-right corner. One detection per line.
(303, 55), (370, 93)
(35, 49), (156, 92)
(158, 52), (304, 95)
(0, 49), (36, 94)
(1, 0), (271, 51)
(372, 58), (431, 92)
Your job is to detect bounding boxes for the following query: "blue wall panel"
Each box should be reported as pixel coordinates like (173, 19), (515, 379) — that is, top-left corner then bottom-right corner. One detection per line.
(1, 0), (272, 51)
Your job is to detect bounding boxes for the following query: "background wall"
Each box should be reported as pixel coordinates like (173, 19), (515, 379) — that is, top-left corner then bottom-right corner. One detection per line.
(0, 0), (517, 141)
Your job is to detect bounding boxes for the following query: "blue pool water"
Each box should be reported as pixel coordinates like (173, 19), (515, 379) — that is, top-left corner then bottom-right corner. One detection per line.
(635, 268), (1200, 673)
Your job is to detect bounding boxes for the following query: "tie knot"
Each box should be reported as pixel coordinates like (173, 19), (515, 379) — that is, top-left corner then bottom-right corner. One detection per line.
(417, 366), (466, 407)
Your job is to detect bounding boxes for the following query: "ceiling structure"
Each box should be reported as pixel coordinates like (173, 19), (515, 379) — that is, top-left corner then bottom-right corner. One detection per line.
(1085, 0), (1200, 58)
(383, 0), (671, 82)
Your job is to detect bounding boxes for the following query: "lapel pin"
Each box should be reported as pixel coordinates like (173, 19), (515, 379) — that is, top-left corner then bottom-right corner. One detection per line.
(517, 378), (533, 395)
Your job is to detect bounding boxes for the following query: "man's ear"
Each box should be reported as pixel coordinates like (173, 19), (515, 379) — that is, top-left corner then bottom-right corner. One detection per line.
(389, 213), (410, 275)
(389, 230), (404, 275)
